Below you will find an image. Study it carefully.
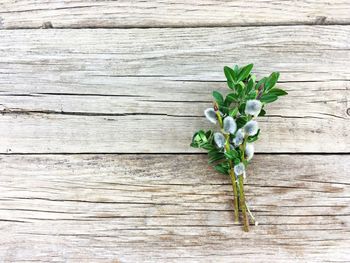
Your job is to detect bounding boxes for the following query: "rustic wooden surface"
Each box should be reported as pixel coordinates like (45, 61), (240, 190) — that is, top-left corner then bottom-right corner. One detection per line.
(0, 1), (350, 28)
(1, 155), (349, 262)
(0, 1), (349, 262)
(0, 27), (349, 153)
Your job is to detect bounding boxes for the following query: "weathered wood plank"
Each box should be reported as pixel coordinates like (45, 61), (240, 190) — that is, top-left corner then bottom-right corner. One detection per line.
(0, 1), (349, 29)
(0, 154), (349, 262)
(0, 27), (349, 82)
(0, 26), (349, 153)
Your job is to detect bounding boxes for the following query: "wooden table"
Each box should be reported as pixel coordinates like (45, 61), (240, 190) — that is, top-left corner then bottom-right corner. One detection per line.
(0, 1), (349, 262)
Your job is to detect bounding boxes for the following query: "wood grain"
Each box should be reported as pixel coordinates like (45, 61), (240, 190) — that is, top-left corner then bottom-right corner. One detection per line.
(0, 1), (350, 29)
(1, 1), (349, 262)
(0, 154), (349, 262)
(0, 26), (349, 153)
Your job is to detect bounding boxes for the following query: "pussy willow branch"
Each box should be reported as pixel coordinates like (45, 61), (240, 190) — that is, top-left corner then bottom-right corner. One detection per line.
(214, 100), (250, 231)
(225, 135), (240, 223)
(238, 174), (249, 232)
(214, 102), (239, 223)
(239, 137), (249, 232)
(192, 64), (287, 232)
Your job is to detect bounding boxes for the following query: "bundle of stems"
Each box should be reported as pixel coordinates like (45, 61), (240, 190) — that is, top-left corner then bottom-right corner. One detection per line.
(190, 64), (287, 231)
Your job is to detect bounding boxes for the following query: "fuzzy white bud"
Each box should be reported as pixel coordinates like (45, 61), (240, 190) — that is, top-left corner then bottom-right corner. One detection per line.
(214, 132), (225, 148)
(233, 129), (245, 146)
(204, 108), (217, 124)
(245, 143), (254, 161)
(244, 120), (259, 136)
(234, 162), (245, 176)
(223, 116), (237, 134)
(245, 100), (262, 117)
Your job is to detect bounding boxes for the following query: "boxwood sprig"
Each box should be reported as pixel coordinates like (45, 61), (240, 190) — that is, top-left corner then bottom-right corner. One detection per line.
(191, 64), (287, 232)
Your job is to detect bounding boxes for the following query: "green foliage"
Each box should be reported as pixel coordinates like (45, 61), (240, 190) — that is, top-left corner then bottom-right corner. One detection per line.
(266, 88), (288, 96)
(237, 63), (253, 82)
(259, 109), (266, 116)
(265, 72), (279, 91)
(191, 63), (287, 176)
(225, 93), (239, 105)
(212, 91), (224, 105)
(260, 94), (278, 103)
(247, 129), (260, 143)
(191, 130), (214, 149)
(190, 65), (288, 231)
(255, 77), (266, 90)
(214, 162), (230, 175)
(236, 116), (248, 129)
(229, 107), (239, 117)
(224, 66), (236, 89)
(224, 148), (239, 160)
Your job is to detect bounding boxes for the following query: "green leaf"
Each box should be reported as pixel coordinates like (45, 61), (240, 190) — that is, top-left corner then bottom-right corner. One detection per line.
(229, 107), (239, 117)
(202, 143), (215, 151)
(233, 65), (239, 76)
(219, 105), (229, 115)
(247, 90), (257, 100)
(247, 136), (258, 143)
(190, 142), (198, 148)
(224, 66), (234, 82)
(212, 91), (224, 105)
(237, 63), (253, 82)
(205, 130), (214, 142)
(249, 74), (256, 84)
(198, 131), (207, 142)
(235, 81), (245, 99)
(233, 158), (241, 165)
(214, 163), (230, 175)
(226, 93), (239, 104)
(260, 94), (278, 104)
(209, 153), (225, 164)
(247, 129), (260, 143)
(208, 156), (222, 164)
(265, 72), (280, 91)
(224, 149), (239, 160)
(192, 130), (214, 150)
(255, 77), (267, 91)
(258, 108), (266, 116)
(191, 130), (208, 148)
(238, 103), (246, 115)
(192, 131), (204, 143)
(236, 116), (248, 128)
(224, 66), (236, 88)
(267, 88), (288, 96)
(246, 77), (255, 94)
(208, 149), (220, 157)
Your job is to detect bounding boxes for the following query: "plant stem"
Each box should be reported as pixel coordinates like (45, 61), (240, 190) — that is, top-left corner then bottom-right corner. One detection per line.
(238, 137), (250, 231)
(245, 201), (257, 225)
(214, 102), (240, 223)
(224, 134), (239, 223)
(229, 168), (240, 223)
(238, 175), (249, 232)
(214, 102), (223, 127)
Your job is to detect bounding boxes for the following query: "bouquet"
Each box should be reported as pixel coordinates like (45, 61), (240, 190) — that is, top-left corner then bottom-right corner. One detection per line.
(190, 64), (287, 231)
